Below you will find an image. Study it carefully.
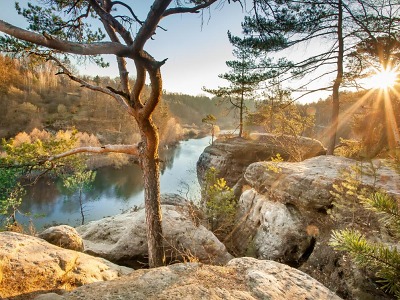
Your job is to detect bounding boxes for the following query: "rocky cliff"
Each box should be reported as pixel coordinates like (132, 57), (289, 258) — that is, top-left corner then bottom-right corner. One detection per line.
(196, 136), (399, 299)
(197, 134), (326, 195)
(232, 156), (400, 299)
(76, 194), (232, 268)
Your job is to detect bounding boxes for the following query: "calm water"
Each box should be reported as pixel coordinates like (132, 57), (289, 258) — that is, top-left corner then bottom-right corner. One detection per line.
(18, 137), (211, 229)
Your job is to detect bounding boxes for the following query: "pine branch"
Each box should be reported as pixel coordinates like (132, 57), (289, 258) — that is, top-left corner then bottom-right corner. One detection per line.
(330, 229), (400, 295)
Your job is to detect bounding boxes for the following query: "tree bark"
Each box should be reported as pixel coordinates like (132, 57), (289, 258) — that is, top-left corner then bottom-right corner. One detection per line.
(327, 0), (344, 155)
(239, 89), (244, 138)
(138, 117), (163, 268)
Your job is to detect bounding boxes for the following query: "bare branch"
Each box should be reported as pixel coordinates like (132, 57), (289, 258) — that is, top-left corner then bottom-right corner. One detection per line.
(132, 60), (146, 109)
(111, 1), (167, 32)
(99, 12), (131, 98)
(142, 66), (162, 119)
(163, 0), (219, 17)
(0, 20), (129, 56)
(134, 0), (173, 51)
(111, 1), (143, 25)
(229, 97), (241, 109)
(49, 56), (134, 115)
(48, 144), (140, 161)
(292, 86), (332, 103)
(66, 0), (84, 14)
(88, 0), (134, 45)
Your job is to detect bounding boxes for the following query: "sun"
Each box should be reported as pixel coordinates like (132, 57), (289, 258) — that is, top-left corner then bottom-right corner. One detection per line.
(368, 68), (398, 89)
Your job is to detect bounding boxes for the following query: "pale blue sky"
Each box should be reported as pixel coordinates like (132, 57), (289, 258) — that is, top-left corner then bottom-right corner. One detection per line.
(0, 1), (246, 97)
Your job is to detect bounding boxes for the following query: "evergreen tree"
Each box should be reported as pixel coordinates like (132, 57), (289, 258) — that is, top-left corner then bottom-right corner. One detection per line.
(202, 114), (217, 144)
(204, 32), (265, 137)
(247, 81), (315, 161)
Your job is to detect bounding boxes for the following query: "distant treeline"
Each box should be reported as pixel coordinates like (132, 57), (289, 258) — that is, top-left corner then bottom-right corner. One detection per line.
(1, 54), (398, 151)
(0, 55), (232, 144)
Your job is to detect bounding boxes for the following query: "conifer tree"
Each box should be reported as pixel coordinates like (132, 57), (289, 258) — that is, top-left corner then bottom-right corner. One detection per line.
(204, 32), (265, 137)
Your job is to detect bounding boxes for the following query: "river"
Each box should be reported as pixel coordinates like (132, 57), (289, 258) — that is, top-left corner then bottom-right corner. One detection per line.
(18, 136), (211, 229)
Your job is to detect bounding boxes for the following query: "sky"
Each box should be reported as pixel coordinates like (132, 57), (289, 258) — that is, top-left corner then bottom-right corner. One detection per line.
(0, 1), (248, 97)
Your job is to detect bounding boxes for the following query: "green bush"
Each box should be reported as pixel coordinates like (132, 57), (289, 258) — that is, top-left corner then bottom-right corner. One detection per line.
(201, 167), (236, 239)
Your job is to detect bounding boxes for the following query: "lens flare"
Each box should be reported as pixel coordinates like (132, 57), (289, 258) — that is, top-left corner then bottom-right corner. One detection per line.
(368, 69), (398, 89)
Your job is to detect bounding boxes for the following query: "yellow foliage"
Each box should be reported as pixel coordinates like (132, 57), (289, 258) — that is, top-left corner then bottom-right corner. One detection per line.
(12, 132), (31, 147)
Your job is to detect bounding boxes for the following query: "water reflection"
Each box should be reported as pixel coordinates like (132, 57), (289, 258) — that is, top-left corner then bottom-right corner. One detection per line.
(18, 136), (211, 229)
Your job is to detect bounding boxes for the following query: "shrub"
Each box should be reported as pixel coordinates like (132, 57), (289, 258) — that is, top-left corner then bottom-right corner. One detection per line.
(201, 167), (236, 239)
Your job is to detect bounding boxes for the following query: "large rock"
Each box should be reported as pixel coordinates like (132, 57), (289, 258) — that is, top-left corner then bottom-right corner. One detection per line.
(244, 155), (400, 212)
(197, 134), (326, 193)
(38, 225), (84, 252)
(233, 189), (313, 267)
(0, 231), (132, 299)
(76, 194), (233, 268)
(232, 155), (400, 299)
(34, 257), (342, 300)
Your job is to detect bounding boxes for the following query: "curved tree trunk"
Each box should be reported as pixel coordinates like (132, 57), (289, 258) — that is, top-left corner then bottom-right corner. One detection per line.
(139, 117), (164, 268)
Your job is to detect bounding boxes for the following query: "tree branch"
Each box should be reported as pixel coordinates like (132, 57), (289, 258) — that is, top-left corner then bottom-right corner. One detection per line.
(142, 65), (163, 119)
(111, 1), (167, 32)
(132, 60), (146, 109)
(111, 1), (144, 25)
(48, 144), (140, 161)
(134, 0), (173, 51)
(0, 20), (129, 56)
(88, 0), (134, 45)
(99, 10), (131, 98)
(49, 56), (134, 115)
(163, 0), (219, 17)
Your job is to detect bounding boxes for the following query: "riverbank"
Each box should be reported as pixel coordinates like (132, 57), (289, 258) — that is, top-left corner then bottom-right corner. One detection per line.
(17, 136), (212, 230)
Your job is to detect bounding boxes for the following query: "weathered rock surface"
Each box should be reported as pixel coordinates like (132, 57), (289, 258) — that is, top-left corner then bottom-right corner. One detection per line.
(33, 257), (342, 300)
(244, 155), (400, 211)
(0, 231), (132, 299)
(232, 155), (400, 299)
(196, 134), (326, 194)
(76, 194), (233, 268)
(233, 189), (313, 267)
(38, 225), (84, 252)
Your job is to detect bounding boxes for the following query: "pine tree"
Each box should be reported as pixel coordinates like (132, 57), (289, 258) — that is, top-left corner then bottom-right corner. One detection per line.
(204, 32), (266, 137)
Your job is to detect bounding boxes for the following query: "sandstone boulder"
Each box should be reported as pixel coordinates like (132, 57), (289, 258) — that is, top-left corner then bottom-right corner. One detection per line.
(244, 155), (400, 212)
(233, 189), (313, 267)
(232, 155), (400, 299)
(76, 194), (233, 268)
(196, 134), (325, 194)
(0, 231), (132, 299)
(38, 225), (84, 252)
(34, 257), (342, 300)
